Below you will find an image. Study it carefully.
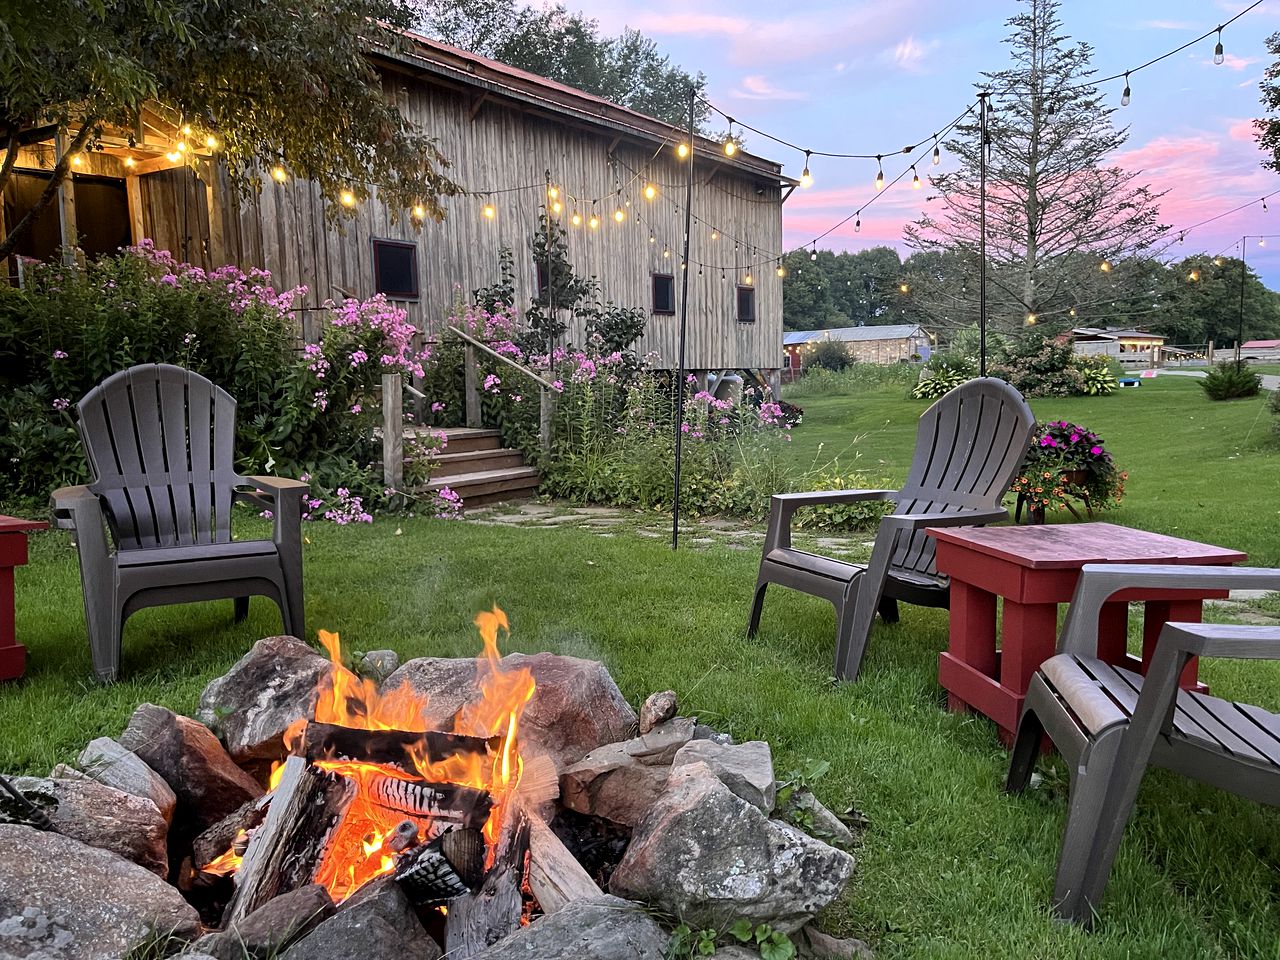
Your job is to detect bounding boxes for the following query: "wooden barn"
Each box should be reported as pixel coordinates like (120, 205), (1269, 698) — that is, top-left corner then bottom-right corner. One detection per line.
(782, 324), (932, 380)
(1, 33), (793, 380)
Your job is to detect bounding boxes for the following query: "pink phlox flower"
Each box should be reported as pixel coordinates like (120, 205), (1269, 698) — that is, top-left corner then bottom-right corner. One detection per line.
(52, 398), (70, 411)
(52, 350), (68, 360)
(431, 401), (446, 413)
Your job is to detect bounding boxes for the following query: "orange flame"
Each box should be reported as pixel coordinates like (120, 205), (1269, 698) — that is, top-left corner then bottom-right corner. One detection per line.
(228, 607), (537, 902)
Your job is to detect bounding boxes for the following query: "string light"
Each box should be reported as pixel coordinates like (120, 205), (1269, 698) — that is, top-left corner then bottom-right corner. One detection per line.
(412, 204), (425, 220)
(340, 190), (357, 207)
(588, 211), (600, 230)
(482, 201), (496, 219)
(1100, 260), (1112, 272)
(912, 166), (922, 189)
(165, 149), (180, 162)
(932, 139), (941, 166)
(71, 153), (83, 166)
(176, 141), (186, 153)
(123, 156), (135, 169)
(1264, 198), (1270, 212)
(1187, 269), (1200, 281)
(204, 135), (218, 149)
(744, 272), (753, 285)
(551, 199), (563, 214)
(613, 207), (626, 223)
(271, 166), (288, 183)
(644, 183), (658, 201)
(663, 244), (671, 258)
(854, 213), (861, 233)
(571, 211), (582, 227)
(1121, 72), (1131, 106)
(1069, 308), (1077, 317)
(810, 246), (818, 261)
(899, 282), (910, 294)
(1025, 312), (1037, 325)
(710, 230), (719, 240)
(723, 119), (738, 157)
(548, 185), (559, 200)
(1214, 257), (1224, 266)
(1179, 232), (1185, 244)
(676, 142), (690, 160)
(1260, 237), (1266, 247)
(181, 124), (192, 137)
(800, 150), (813, 188)
(776, 261), (786, 277)
(875, 156), (885, 191)
(1214, 27), (1225, 65)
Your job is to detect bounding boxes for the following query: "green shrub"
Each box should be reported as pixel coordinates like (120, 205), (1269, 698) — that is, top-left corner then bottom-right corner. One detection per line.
(988, 333), (1085, 397)
(811, 339), (853, 372)
(1271, 386), (1280, 439)
(1199, 361), (1262, 400)
(1072, 355), (1119, 396)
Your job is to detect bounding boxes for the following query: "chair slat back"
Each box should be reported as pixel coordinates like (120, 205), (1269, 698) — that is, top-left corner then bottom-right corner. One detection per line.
(889, 378), (1036, 578)
(77, 364), (242, 550)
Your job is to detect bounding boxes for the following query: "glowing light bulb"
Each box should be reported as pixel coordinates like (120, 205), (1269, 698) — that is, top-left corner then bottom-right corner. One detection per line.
(412, 204), (425, 219)
(176, 141), (186, 153)
(899, 283), (909, 294)
(1100, 260), (1111, 273)
(648, 232), (655, 244)
(71, 153), (83, 166)
(271, 166), (288, 182)
(571, 212), (582, 227)
(123, 156), (135, 168)
(1069, 308), (1077, 317)
(205, 135), (218, 149)
(644, 183), (658, 201)
(724, 139), (737, 157)
(1121, 73), (1131, 107)
(1026, 312), (1037, 325)
(912, 166), (922, 189)
(548, 185), (559, 200)
(165, 150), (180, 162)
(932, 143), (940, 166)
(1214, 29), (1225, 66)
(613, 208), (626, 223)
(1188, 270), (1200, 282)
(710, 230), (719, 240)
(551, 200), (563, 214)
(1260, 237), (1267, 247)
(340, 190), (356, 207)
(676, 143), (690, 159)
(482, 203), (496, 219)
(875, 158), (885, 192)
(810, 249), (818, 262)
(1214, 257), (1223, 266)
(662, 247), (670, 258)
(589, 213), (600, 230)
(776, 264), (786, 277)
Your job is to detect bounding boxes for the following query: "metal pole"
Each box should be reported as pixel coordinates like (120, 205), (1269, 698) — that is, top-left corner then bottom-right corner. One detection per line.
(978, 92), (989, 377)
(1237, 236), (1247, 369)
(672, 87), (696, 551)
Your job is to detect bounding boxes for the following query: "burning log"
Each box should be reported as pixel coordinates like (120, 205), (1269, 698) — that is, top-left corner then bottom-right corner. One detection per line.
(222, 757), (355, 925)
(367, 774), (491, 833)
(394, 827), (486, 904)
(301, 722), (497, 770)
(444, 801), (531, 958)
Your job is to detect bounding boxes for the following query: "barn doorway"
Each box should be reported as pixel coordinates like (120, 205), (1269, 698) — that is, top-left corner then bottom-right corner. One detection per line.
(2, 171), (133, 263)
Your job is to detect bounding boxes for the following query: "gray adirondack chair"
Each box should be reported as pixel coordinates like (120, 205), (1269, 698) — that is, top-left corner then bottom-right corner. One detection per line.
(51, 364), (308, 682)
(748, 377), (1035, 681)
(1006, 563), (1280, 925)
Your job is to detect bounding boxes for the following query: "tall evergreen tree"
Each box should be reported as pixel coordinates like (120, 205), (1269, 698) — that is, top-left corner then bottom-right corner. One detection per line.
(905, 0), (1166, 334)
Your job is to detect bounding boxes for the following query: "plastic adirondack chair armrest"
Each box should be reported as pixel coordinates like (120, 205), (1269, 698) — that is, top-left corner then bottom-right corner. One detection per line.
(881, 507), (1008, 531)
(1153, 621), (1280, 661)
(771, 489), (897, 507)
(50, 485), (102, 531)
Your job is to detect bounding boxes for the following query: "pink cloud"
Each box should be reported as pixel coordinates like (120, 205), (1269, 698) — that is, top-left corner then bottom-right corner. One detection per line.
(730, 74), (809, 102)
(1204, 54), (1259, 71)
(1228, 118), (1258, 142)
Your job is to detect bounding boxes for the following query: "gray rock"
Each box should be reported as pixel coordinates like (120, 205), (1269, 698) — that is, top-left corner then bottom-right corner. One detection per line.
(195, 884), (334, 959)
(561, 718), (697, 826)
(468, 896), (667, 960)
(282, 877), (440, 960)
(119, 703), (263, 834)
(610, 763), (854, 934)
(781, 788), (856, 848)
(672, 739), (777, 813)
(76, 736), (178, 825)
(13, 776), (168, 876)
(0, 823), (198, 959)
(196, 635), (332, 777)
(804, 926), (875, 959)
(693, 723), (734, 745)
(384, 653), (637, 771)
(47, 763), (87, 781)
(639, 690), (678, 734)
(359, 649), (401, 684)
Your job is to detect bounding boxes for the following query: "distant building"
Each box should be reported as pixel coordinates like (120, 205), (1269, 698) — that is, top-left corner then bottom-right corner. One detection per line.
(782, 324), (932, 379)
(1067, 327), (1166, 363)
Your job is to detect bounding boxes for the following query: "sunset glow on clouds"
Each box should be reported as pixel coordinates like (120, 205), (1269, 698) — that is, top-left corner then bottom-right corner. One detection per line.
(578, 0), (1280, 284)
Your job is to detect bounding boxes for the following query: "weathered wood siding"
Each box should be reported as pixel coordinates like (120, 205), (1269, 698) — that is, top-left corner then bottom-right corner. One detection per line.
(137, 72), (784, 371)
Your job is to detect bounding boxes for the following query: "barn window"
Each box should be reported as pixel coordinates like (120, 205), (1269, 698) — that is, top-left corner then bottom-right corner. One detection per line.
(736, 285), (756, 323)
(372, 239), (419, 300)
(652, 273), (676, 314)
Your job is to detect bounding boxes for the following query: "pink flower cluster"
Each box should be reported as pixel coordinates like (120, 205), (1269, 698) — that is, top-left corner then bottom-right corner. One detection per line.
(128, 240), (306, 317)
(330, 294), (430, 378)
(433, 486), (464, 519)
(323, 487), (373, 525)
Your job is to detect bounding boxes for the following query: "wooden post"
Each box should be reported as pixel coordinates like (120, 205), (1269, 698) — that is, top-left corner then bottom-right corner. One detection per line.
(53, 129), (77, 265)
(203, 160), (225, 267)
(124, 176), (145, 245)
(538, 388), (552, 454)
(463, 342), (481, 429)
(382, 373), (403, 503)
(1208, 341), (1215, 364)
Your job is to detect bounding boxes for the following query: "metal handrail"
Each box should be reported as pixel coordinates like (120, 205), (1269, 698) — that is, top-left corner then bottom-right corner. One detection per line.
(447, 325), (553, 390)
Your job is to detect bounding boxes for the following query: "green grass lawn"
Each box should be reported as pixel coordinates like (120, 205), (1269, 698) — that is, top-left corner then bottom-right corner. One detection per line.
(3, 375), (1280, 958)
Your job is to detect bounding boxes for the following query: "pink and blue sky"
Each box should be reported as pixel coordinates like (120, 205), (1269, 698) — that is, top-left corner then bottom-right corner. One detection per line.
(579, 0), (1280, 286)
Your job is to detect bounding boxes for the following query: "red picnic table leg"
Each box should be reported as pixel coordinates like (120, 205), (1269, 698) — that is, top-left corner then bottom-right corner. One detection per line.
(943, 579), (998, 713)
(999, 599), (1059, 700)
(1142, 599), (1204, 691)
(0, 533), (27, 681)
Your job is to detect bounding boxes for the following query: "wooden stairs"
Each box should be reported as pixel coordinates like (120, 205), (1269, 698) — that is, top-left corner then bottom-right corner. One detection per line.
(421, 427), (540, 508)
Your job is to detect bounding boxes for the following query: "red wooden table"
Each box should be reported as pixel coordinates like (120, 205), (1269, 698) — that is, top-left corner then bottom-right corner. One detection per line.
(0, 516), (49, 681)
(927, 522), (1246, 742)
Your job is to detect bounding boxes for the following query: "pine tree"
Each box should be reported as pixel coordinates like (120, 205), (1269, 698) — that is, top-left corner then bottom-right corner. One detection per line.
(904, 0), (1167, 335)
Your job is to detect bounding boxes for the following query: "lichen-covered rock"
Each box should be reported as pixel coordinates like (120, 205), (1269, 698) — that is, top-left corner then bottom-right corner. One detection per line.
(804, 925), (875, 959)
(384, 653), (637, 770)
(780, 787), (856, 848)
(12, 776), (168, 876)
(671, 738), (776, 813)
(0, 824), (198, 959)
(281, 876), (441, 960)
(610, 763), (854, 934)
(196, 635), (332, 777)
(358, 650), (402, 684)
(119, 703), (263, 834)
(467, 896), (667, 960)
(639, 690), (678, 734)
(560, 718), (697, 826)
(76, 736), (177, 825)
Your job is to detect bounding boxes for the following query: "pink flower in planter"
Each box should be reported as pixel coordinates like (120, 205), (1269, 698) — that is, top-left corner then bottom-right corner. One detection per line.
(1091, 445), (1102, 455)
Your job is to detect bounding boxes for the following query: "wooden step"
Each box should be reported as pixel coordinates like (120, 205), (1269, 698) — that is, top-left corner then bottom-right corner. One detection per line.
(425, 466), (540, 508)
(437, 428), (502, 454)
(431, 448), (527, 479)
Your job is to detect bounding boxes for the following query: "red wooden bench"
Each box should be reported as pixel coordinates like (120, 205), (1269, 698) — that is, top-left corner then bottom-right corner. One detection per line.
(0, 516), (49, 680)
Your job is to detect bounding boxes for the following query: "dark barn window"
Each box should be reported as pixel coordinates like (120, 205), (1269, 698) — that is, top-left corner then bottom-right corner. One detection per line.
(652, 273), (676, 314)
(372, 239), (420, 300)
(736, 285), (756, 323)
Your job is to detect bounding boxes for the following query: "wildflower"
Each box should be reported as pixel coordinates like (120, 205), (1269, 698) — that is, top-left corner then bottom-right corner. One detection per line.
(350, 403), (362, 414)
(431, 401), (445, 413)
(551, 380), (564, 393)
(183, 333), (196, 346)
(52, 398), (70, 411)
(52, 350), (68, 360)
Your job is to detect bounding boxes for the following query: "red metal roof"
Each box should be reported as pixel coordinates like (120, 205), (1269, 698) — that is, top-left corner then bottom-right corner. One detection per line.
(1242, 339), (1280, 348)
